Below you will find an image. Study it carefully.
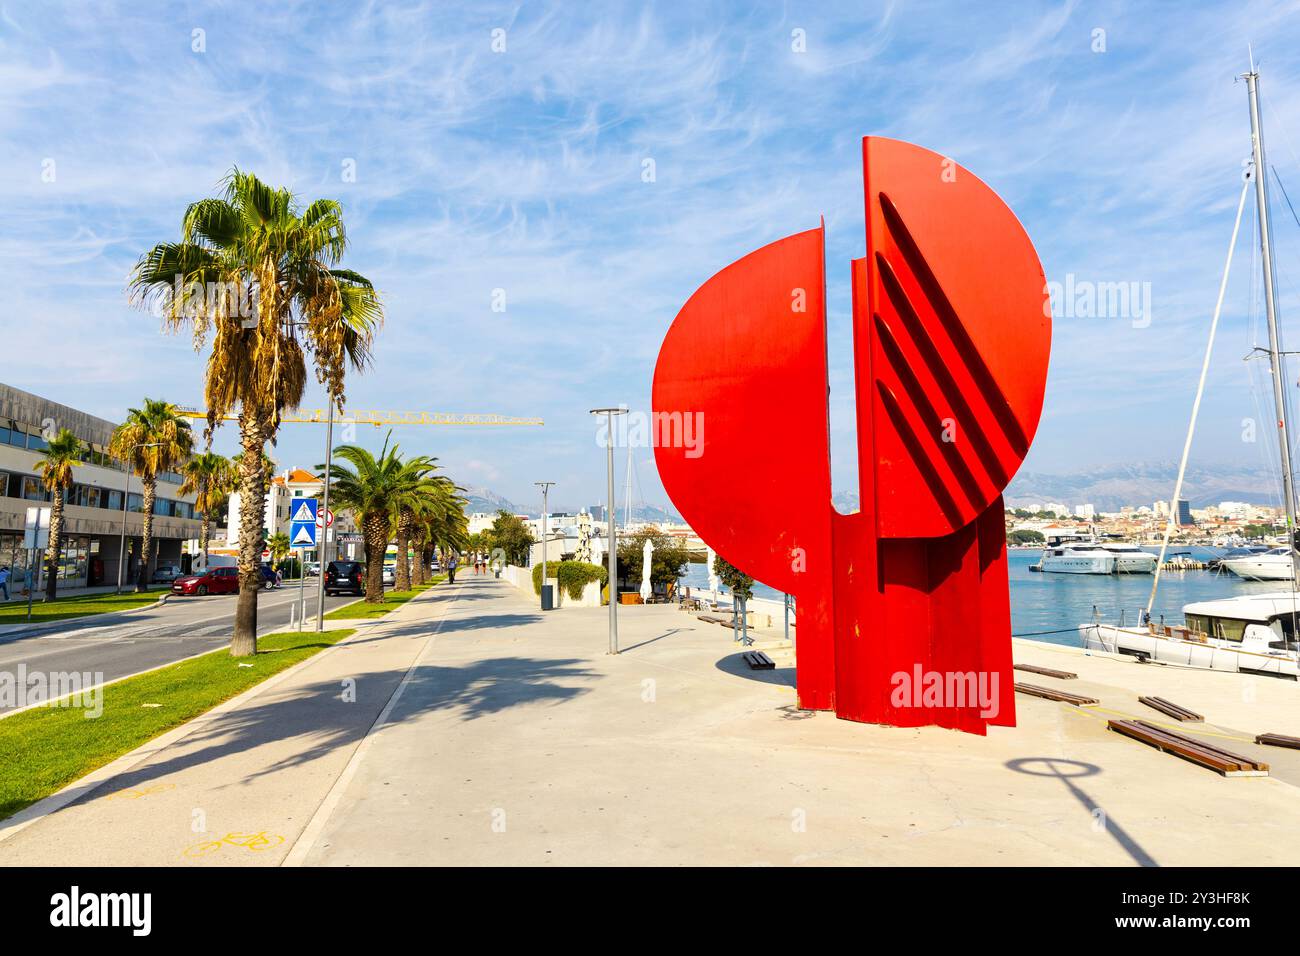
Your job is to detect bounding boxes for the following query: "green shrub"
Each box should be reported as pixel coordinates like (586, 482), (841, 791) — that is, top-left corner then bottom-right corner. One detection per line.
(532, 560), (608, 599)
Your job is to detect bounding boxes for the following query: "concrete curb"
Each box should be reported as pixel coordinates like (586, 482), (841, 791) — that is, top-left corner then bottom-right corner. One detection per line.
(0, 582), (450, 846)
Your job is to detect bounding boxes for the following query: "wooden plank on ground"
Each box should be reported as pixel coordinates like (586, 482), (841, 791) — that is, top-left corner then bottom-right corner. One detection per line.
(743, 651), (775, 670)
(1138, 696), (1203, 722)
(1013, 663), (1078, 680)
(1013, 682), (1098, 706)
(1108, 719), (1268, 777)
(1256, 732), (1300, 750)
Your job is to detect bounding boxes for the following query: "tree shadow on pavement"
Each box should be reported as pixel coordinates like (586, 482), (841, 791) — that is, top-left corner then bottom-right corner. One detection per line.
(66, 655), (598, 801)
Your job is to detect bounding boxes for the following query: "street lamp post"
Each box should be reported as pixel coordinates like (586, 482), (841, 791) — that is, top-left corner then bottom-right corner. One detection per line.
(535, 481), (555, 610)
(116, 441), (162, 594)
(589, 407), (627, 654)
(314, 397), (335, 632)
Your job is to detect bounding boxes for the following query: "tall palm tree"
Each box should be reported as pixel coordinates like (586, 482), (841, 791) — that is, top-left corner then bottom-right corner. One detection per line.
(321, 435), (435, 603)
(129, 169), (381, 655)
(393, 468), (450, 591)
(178, 451), (235, 567)
(109, 400), (194, 592)
(35, 428), (85, 601)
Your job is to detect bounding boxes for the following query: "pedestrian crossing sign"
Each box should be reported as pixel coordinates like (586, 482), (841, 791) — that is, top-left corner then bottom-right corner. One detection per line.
(289, 498), (319, 547)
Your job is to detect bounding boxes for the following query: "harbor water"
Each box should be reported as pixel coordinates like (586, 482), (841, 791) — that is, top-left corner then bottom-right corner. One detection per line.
(681, 547), (1287, 648)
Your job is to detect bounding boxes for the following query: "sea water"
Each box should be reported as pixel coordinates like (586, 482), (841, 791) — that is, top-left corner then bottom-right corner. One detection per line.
(680, 547), (1284, 648)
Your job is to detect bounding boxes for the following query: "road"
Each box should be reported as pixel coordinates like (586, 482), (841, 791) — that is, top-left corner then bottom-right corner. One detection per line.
(0, 584), (358, 713)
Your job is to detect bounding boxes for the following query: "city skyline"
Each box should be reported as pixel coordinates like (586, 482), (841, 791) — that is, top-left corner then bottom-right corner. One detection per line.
(8, 2), (1300, 508)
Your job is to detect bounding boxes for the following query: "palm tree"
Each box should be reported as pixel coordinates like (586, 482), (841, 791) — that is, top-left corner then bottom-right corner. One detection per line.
(266, 531), (291, 571)
(393, 468), (451, 591)
(35, 428), (85, 601)
(129, 169), (381, 656)
(109, 400), (195, 592)
(321, 435), (435, 603)
(178, 451), (235, 567)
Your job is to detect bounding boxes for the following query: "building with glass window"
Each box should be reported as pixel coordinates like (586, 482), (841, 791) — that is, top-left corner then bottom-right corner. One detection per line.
(0, 383), (204, 592)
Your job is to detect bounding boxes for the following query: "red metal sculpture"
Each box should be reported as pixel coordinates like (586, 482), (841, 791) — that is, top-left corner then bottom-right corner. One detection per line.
(652, 137), (1050, 734)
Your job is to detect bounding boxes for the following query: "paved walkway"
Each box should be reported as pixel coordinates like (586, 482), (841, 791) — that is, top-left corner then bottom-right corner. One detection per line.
(3, 572), (1300, 866)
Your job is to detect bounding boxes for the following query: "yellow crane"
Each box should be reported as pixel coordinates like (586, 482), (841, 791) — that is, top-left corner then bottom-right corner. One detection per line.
(177, 408), (543, 427)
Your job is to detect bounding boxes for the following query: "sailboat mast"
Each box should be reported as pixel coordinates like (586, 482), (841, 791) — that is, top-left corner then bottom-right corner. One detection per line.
(1245, 68), (1300, 579)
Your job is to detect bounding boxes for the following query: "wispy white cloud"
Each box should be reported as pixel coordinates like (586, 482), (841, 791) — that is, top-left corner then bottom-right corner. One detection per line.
(4, 0), (1300, 507)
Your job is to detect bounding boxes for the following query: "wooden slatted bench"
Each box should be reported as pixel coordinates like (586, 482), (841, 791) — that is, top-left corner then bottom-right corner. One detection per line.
(1138, 696), (1203, 722)
(743, 651), (775, 670)
(1013, 663), (1078, 680)
(696, 614), (727, 625)
(1109, 719), (1268, 777)
(1255, 732), (1300, 750)
(1013, 682), (1098, 706)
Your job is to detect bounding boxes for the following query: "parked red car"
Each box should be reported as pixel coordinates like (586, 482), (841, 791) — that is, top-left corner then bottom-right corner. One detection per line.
(171, 566), (240, 596)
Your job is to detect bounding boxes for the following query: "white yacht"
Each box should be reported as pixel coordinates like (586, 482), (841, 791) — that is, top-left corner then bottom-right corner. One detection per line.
(1082, 592), (1299, 679)
(1219, 547), (1295, 581)
(1097, 542), (1158, 574)
(1034, 542), (1117, 574)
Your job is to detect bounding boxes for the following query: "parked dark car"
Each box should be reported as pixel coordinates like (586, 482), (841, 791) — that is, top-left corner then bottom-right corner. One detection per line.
(171, 566), (240, 596)
(324, 560), (366, 596)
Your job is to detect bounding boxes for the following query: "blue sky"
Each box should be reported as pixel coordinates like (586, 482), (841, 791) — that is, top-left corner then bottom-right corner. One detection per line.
(6, 1), (1300, 512)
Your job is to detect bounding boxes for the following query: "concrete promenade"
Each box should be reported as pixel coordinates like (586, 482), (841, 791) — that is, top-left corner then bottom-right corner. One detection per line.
(3, 572), (1299, 866)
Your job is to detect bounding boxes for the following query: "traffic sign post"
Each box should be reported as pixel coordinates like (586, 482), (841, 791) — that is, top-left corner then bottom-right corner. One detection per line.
(23, 507), (50, 622)
(289, 499), (318, 630)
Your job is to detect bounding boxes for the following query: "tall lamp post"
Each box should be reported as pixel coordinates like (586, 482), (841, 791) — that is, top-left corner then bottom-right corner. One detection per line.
(314, 397), (335, 632)
(535, 481), (555, 610)
(115, 441), (162, 594)
(589, 407), (627, 654)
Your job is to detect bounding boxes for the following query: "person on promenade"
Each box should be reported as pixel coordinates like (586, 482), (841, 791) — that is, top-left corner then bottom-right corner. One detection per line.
(448, 552), (458, 584)
(0, 565), (9, 601)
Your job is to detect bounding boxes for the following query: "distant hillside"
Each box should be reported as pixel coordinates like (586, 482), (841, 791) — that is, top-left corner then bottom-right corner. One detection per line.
(830, 461), (1282, 514)
(460, 486), (522, 515)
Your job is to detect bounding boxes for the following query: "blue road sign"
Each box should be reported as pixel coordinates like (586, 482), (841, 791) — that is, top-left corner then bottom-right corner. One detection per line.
(289, 498), (319, 547)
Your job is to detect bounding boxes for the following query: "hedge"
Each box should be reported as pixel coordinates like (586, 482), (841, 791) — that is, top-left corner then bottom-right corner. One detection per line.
(532, 560), (609, 600)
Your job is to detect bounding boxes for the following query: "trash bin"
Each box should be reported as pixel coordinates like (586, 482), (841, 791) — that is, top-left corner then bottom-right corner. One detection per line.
(541, 583), (554, 611)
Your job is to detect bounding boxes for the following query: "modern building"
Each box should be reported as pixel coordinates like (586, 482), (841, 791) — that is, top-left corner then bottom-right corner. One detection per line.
(0, 383), (204, 590)
(1176, 498), (1194, 526)
(1074, 503), (1095, 520)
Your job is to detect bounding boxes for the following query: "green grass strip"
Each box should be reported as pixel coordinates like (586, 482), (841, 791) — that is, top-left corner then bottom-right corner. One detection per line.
(0, 627), (356, 821)
(0, 590), (162, 624)
(323, 576), (446, 620)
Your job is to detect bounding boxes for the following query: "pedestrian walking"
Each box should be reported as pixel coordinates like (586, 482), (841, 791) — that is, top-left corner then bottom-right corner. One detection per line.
(448, 552), (458, 584)
(0, 565), (9, 601)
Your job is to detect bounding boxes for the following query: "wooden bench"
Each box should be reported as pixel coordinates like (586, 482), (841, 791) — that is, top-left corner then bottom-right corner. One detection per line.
(1255, 732), (1300, 750)
(1109, 719), (1268, 776)
(743, 651), (775, 670)
(1138, 696), (1203, 722)
(1013, 682), (1098, 706)
(696, 614), (727, 625)
(1013, 663), (1078, 680)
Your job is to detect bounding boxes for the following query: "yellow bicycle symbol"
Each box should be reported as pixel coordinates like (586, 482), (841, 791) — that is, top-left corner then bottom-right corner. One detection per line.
(183, 831), (286, 859)
(106, 783), (176, 800)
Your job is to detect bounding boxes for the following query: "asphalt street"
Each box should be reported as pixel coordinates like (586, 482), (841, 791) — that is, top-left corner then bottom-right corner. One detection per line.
(0, 583), (358, 712)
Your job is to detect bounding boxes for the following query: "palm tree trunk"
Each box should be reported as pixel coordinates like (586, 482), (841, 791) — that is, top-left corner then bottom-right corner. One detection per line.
(411, 538), (427, 587)
(44, 486), (64, 602)
(395, 508), (413, 591)
(135, 478), (156, 592)
(363, 510), (388, 603)
(200, 510), (210, 568)
(232, 415), (267, 656)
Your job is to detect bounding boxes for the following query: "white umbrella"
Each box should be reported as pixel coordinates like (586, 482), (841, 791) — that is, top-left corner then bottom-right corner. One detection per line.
(590, 533), (603, 567)
(639, 538), (654, 601)
(706, 545), (719, 595)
